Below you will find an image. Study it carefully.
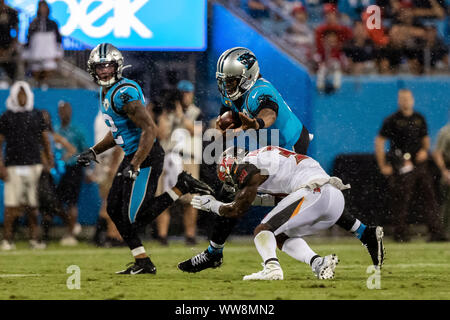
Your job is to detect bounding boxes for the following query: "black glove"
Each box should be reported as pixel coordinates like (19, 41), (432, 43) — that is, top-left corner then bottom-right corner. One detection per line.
(122, 164), (140, 181)
(77, 148), (98, 167)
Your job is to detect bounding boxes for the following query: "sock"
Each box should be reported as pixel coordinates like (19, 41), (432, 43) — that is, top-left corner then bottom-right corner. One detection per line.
(351, 220), (366, 240)
(281, 237), (318, 265)
(254, 230), (278, 265)
(207, 241), (224, 255)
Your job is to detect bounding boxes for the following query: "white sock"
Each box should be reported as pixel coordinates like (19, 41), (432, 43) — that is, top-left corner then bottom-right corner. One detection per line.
(254, 230), (279, 265)
(350, 219), (361, 233)
(281, 237), (317, 265)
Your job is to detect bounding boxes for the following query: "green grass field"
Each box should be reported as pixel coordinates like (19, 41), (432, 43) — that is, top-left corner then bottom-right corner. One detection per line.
(0, 237), (449, 300)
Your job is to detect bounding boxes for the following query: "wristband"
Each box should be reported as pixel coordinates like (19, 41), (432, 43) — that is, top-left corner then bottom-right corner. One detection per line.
(210, 200), (224, 215)
(256, 118), (265, 130)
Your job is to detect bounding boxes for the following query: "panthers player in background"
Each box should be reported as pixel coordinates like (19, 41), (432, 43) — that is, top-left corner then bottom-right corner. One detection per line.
(77, 43), (212, 274)
(180, 146), (385, 279)
(181, 47), (313, 273)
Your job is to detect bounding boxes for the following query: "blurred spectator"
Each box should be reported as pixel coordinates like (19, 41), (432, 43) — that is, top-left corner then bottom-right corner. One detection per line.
(156, 81), (204, 245)
(433, 120), (450, 237)
(315, 4), (353, 92)
(247, 0), (271, 19)
(0, 81), (52, 250)
(283, 3), (315, 64)
(0, 0), (19, 84)
(39, 110), (76, 242)
(423, 25), (449, 71)
(54, 101), (88, 246)
(22, 0), (63, 89)
(410, 0), (446, 19)
(91, 110), (124, 247)
(375, 2), (429, 74)
(375, 89), (446, 242)
(344, 20), (376, 73)
(338, 0), (374, 22)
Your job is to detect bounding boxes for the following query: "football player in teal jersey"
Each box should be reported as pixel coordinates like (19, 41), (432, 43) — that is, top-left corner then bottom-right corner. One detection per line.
(179, 47), (313, 273)
(77, 43), (213, 274)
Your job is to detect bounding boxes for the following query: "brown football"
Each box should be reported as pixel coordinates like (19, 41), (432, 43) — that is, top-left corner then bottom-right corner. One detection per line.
(218, 111), (237, 131)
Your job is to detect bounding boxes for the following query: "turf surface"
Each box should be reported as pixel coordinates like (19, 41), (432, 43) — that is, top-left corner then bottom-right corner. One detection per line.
(0, 237), (449, 300)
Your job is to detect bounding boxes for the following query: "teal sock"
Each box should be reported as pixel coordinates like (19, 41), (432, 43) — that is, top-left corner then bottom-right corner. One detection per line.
(355, 223), (367, 240)
(207, 244), (223, 255)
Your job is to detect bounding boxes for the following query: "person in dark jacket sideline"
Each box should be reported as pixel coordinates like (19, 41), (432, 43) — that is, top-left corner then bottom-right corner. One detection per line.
(0, 81), (53, 250)
(22, 1), (63, 89)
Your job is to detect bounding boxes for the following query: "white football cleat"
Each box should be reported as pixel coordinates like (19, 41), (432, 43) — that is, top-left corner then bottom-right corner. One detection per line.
(312, 254), (338, 280)
(60, 236), (78, 247)
(1, 240), (16, 251)
(243, 262), (284, 281)
(29, 240), (46, 250)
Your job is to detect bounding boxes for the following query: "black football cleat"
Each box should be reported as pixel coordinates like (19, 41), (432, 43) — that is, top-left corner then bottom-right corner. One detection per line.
(175, 171), (214, 195)
(178, 250), (223, 273)
(361, 226), (385, 269)
(116, 257), (157, 275)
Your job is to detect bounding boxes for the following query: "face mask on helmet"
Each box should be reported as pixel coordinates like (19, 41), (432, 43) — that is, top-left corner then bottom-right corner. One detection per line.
(87, 44), (125, 87)
(217, 155), (237, 184)
(216, 75), (244, 101)
(94, 62), (118, 85)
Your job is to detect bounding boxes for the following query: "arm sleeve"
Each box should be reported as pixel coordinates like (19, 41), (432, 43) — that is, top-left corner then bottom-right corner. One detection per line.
(112, 85), (141, 114)
(247, 86), (279, 117)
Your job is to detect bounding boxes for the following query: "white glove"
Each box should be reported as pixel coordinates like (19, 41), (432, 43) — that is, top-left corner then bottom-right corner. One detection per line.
(191, 195), (224, 215)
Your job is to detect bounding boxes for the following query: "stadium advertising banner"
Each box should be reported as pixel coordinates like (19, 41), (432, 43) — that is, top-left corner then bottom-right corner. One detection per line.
(6, 0), (207, 51)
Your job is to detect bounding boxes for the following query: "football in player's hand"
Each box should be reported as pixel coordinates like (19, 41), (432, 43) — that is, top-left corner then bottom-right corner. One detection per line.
(218, 111), (240, 131)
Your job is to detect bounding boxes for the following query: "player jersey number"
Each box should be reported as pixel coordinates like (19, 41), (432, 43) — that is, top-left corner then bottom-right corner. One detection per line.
(103, 114), (124, 145)
(248, 146), (308, 164)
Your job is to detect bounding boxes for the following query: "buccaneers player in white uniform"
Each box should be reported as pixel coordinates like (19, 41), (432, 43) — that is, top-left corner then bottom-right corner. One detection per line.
(183, 146), (385, 280)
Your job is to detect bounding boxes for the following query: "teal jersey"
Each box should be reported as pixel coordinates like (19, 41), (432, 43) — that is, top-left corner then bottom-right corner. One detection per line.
(100, 78), (145, 155)
(221, 78), (303, 149)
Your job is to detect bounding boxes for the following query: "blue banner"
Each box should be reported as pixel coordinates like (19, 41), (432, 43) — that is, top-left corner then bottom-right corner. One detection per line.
(7, 0), (207, 51)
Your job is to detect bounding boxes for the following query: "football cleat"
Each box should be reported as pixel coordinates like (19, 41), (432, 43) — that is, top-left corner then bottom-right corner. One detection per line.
(243, 262), (284, 281)
(312, 254), (339, 279)
(116, 257), (156, 275)
(29, 240), (46, 250)
(178, 250), (223, 273)
(175, 171), (214, 195)
(1, 240), (16, 251)
(361, 226), (385, 269)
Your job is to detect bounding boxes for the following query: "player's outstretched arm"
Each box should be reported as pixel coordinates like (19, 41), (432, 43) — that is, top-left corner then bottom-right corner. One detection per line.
(219, 173), (264, 219)
(123, 100), (157, 169)
(92, 131), (116, 155)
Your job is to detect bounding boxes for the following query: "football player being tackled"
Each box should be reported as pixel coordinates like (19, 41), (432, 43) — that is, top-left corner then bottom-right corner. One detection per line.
(179, 146), (385, 280)
(77, 43), (213, 274)
(179, 47), (315, 274)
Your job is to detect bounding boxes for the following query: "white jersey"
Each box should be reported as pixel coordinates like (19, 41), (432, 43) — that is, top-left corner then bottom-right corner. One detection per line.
(241, 146), (330, 195)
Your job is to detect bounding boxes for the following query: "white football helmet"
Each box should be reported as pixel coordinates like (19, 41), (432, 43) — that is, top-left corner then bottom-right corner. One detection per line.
(216, 47), (260, 101)
(87, 43), (126, 87)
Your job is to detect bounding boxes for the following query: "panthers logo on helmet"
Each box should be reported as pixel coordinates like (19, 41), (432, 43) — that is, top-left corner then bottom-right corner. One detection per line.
(237, 52), (256, 70)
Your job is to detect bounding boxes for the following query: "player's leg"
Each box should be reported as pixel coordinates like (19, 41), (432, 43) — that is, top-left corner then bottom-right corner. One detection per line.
(106, 160), (156, 275)
(242, 224), (283, 281)
(332, 192), (385, 268)
(177, 183), (238, 273)
(278, 235), (338, 280)
(245, 187), (338, 280)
